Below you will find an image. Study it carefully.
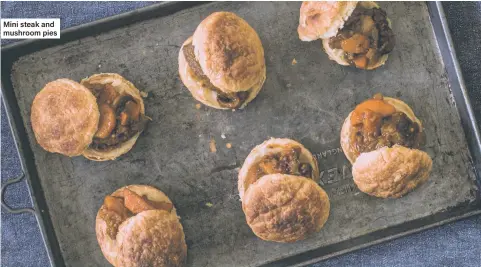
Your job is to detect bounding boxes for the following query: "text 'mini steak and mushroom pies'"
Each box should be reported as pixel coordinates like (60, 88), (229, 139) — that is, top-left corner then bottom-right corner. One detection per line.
(341, 94), (433, 198)
(179, 11), (266, 110)
(96, 185), (187, 267)
(298, 1), (395, 70)
(30, 73), (149, 161)
(238, 138), (330, 243)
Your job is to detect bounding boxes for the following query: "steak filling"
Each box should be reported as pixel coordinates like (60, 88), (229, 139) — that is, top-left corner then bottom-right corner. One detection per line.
(84, 83), (149, 151)
(253, 146), (313, 180)
(349, 94), (423, 157)
(328, 4), (395, 69)
(183, 42), (249, 108)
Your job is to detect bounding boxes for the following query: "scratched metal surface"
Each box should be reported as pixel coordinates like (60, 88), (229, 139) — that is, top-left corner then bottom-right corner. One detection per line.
(8, 2), (478, 267)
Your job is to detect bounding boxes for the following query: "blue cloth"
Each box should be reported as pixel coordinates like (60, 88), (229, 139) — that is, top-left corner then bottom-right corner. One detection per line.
(1, 2), (480, 267)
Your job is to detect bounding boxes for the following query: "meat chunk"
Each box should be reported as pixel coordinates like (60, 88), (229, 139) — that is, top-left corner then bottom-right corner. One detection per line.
(257, 147), (313, 178)
(100, 196), (130, 239)
(123, 188), (173, 214)
(90, 96), (149, 150)
(104, 196), (129, 218)
(183, 43), (205, 78)
(341, 34), (370, 54)
(95, 104), (116, 139)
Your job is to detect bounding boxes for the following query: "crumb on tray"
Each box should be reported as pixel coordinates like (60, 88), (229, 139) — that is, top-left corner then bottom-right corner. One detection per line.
(205, 202), (213, 207)
(210, 138), (217, 153)
(226, 143), (232, 149)
(292, 58), (297, 65)
(195, 103), (202, 109)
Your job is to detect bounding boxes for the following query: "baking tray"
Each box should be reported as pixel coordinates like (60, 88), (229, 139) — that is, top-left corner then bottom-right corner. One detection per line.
(1, 2), (481, 267)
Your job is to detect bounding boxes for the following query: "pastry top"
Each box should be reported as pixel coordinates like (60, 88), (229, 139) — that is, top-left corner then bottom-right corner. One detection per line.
(96, 185), (186, 267)
(352, 145), (433, 198)
(298, 1), (358, 41)
(31, 78), (99, 156)
(340, 97), (422, 164)
(242, 174), (330, 243)
(114, 210), (186, 267)
(192, 12), (265, 93)
(238, 138), (320, 201)
(81, 73), (146, 161)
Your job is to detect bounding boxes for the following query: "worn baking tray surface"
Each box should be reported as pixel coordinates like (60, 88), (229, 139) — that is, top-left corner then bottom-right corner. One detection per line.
(5, 2), (480, 266)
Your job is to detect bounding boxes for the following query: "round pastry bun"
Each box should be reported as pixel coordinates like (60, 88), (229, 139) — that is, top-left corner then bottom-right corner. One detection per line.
(190, 11), (266, 93)
(340, 97), (422, 164)
(178, 36), (265, 110)
(320, 2), (392, 70)
(242, 174), (330, 243)
(96, 185), (186, 267)
(352, 145), (432, 198)
(298, 1), (358, 41)
(81, 73), (146, 161)
(238, 138), (320, 201)
(31, 79), (100, 156)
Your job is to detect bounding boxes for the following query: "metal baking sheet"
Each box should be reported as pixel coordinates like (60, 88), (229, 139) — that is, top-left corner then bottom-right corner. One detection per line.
(2, 2), (480, 267)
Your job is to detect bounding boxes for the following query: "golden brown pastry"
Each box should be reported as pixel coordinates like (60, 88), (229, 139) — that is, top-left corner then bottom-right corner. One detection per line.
(238, 138), (320, 201)
(242, 174), (330, 243)
(340, 94), (432, 198)
(352, 145), (432, 198)
(178, 12), (266, 109)
(96, 185), (187, 267)
(298, 1), (395, 70)
(238, 138), (329, 242)
(31, 79), (100, 156)
(30, 73), (149, 161)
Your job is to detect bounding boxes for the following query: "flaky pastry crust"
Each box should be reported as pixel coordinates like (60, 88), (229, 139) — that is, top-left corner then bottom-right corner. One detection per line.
(81, 73), (146, 161)
(298, 1), (358, 41)
(31, 79), (100, 156)
(352, 145), (432, 198)
(242, 174), (330, 243)
(96, 185), (186, 267)
(238, 138), (320, 201)
(192, 12), (266, 93)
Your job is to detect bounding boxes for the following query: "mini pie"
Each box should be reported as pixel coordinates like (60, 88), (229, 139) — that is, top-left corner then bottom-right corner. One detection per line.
(238, 138), (330, 243)
(178, 11), (266, 109)
(298, 1), (395, 70)
(30, 73), (149, 161)
(96, 185), (187, 267)
(340, 94), (433, 198)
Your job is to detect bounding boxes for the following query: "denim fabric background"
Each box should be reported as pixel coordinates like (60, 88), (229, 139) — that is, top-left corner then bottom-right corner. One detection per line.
(1, 2), (480, 267)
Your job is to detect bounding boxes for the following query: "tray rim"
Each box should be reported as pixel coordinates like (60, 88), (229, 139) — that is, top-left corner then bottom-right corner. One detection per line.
(1, 2), (480, 267)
